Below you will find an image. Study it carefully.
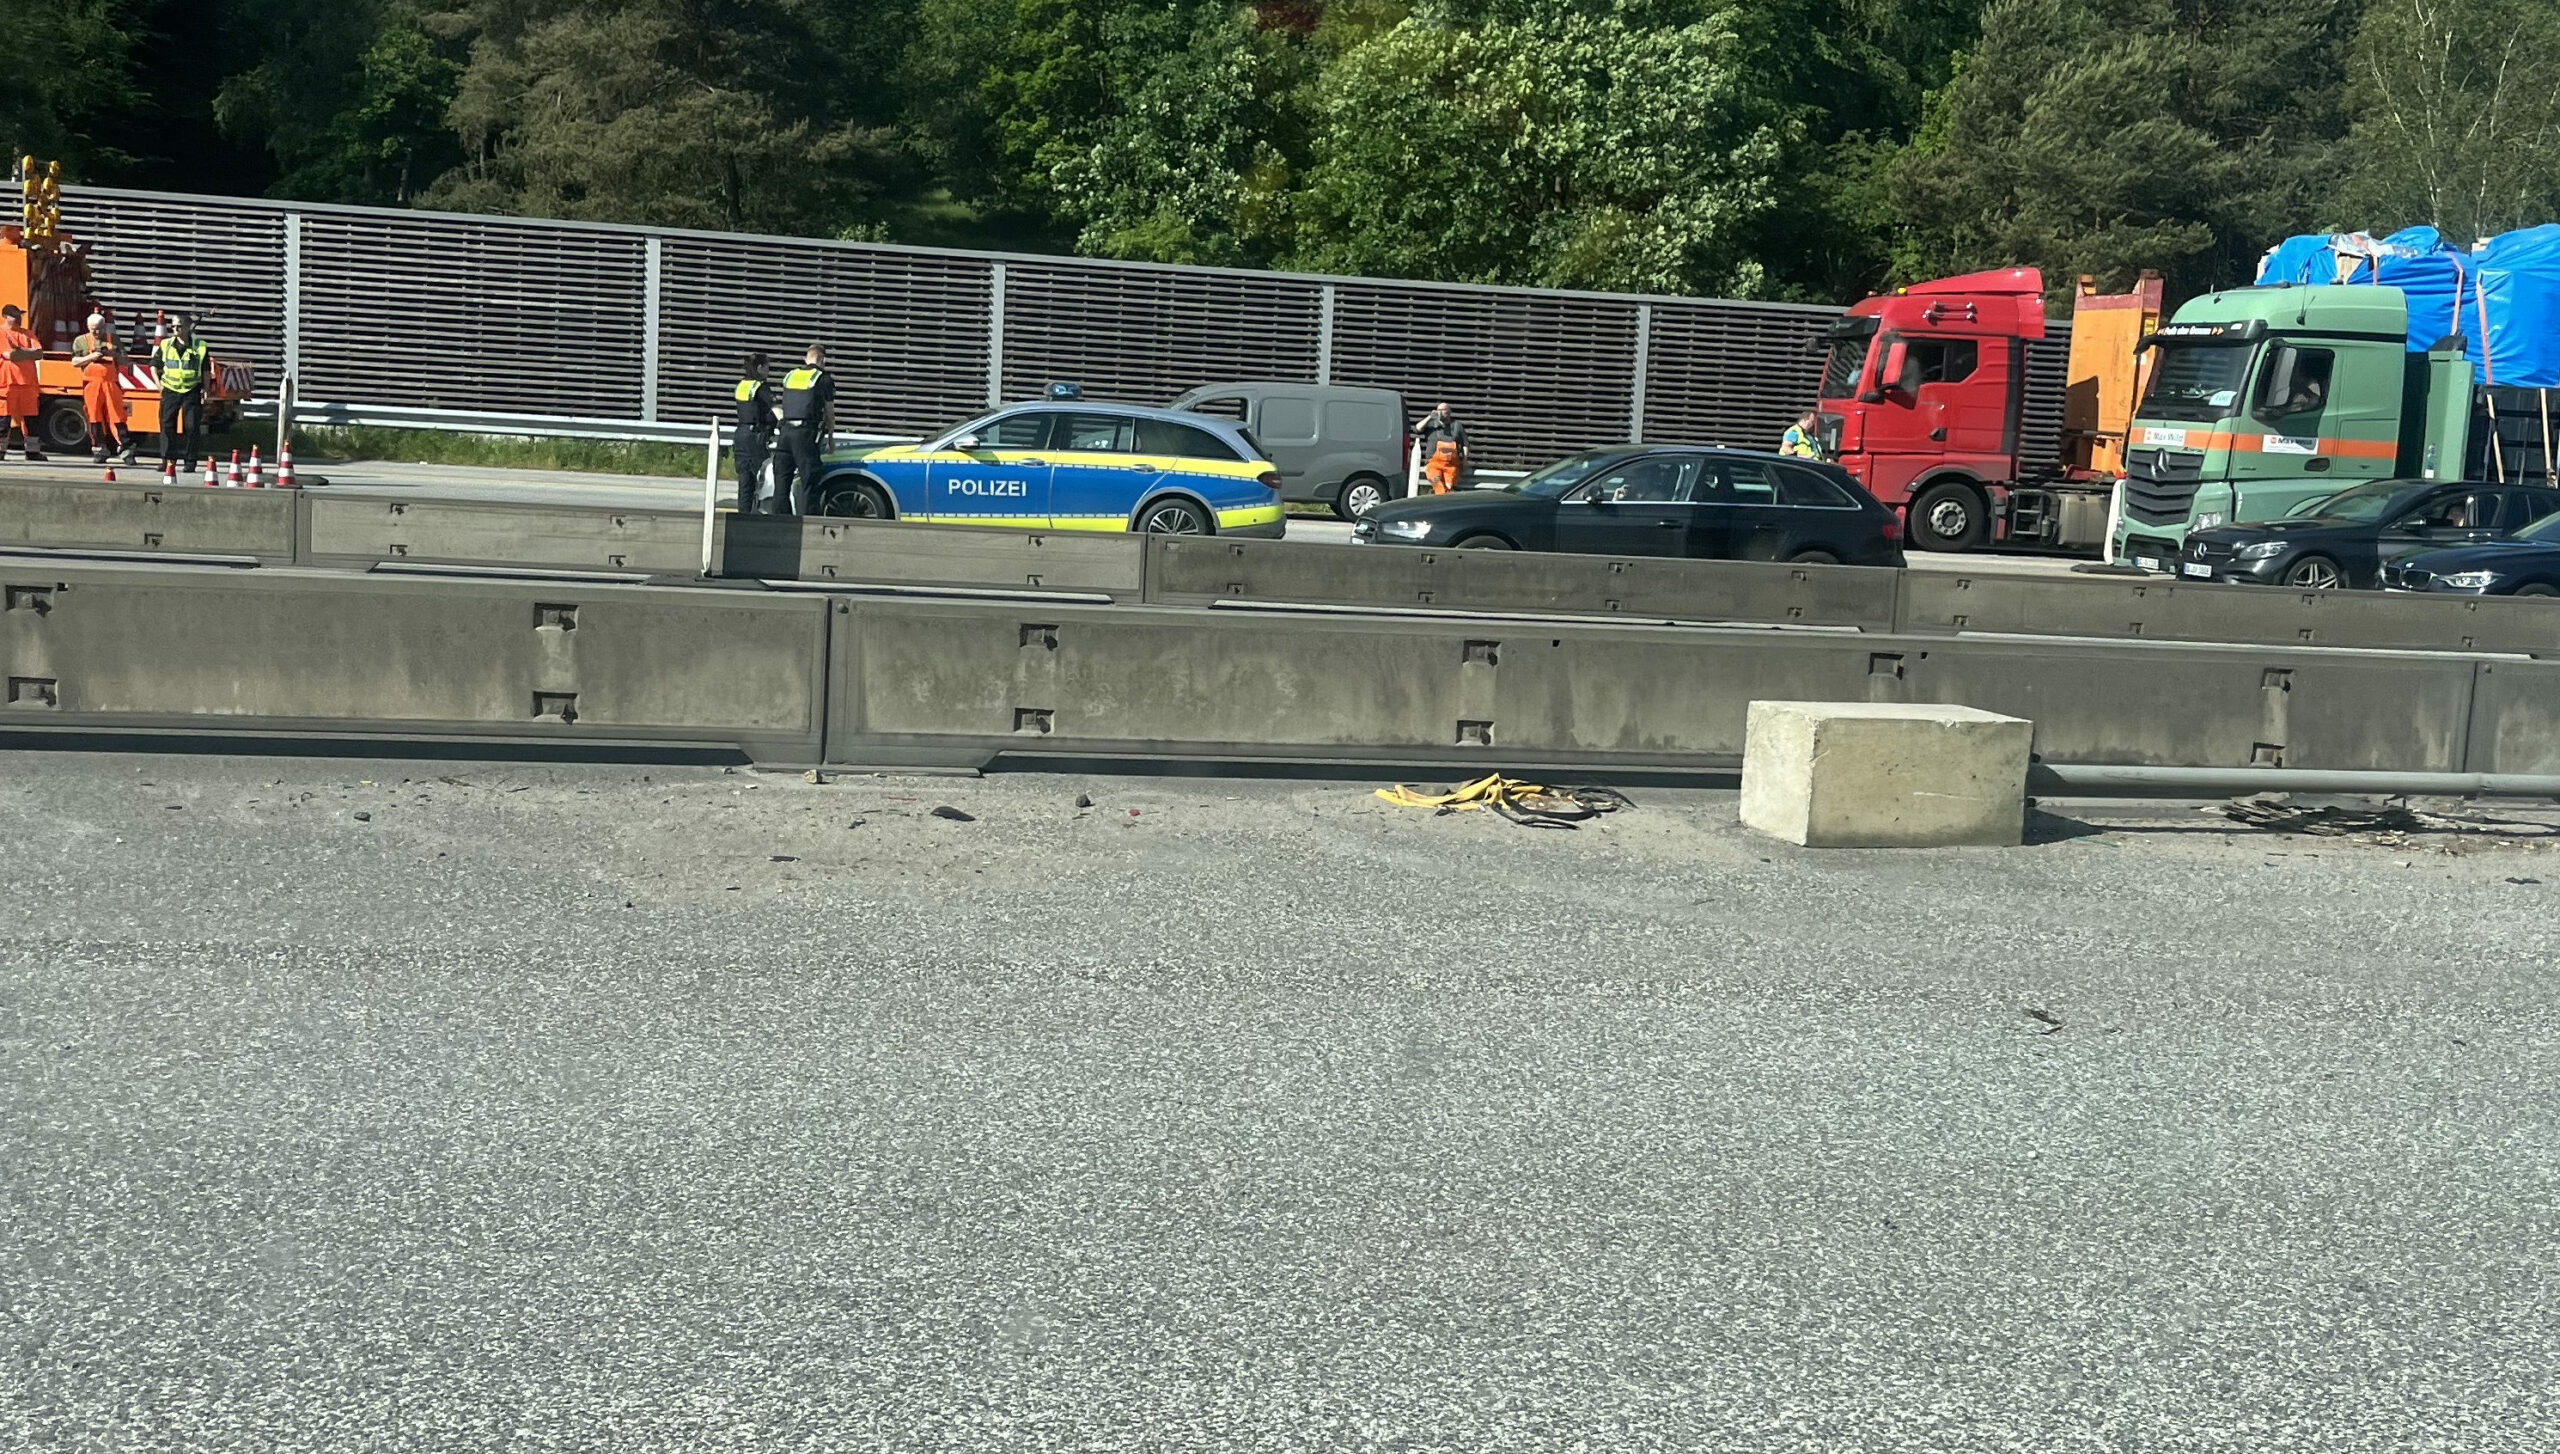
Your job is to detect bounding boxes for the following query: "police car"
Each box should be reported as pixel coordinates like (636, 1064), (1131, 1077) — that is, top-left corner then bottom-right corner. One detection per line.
(808, 388), (1285, 537)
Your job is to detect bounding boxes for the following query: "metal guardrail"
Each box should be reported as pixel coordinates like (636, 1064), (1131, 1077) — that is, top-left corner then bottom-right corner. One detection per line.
(243, 399), (916, 449)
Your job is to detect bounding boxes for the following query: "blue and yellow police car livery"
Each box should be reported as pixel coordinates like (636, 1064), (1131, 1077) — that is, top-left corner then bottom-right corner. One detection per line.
(809, 397), (1285, 538)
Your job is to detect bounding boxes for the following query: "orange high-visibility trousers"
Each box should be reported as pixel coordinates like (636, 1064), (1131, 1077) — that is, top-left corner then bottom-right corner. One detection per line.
(1424, 441), (1461, 493)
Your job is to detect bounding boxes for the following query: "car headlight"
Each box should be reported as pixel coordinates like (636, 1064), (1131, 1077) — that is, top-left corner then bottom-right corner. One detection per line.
(2438, 570), (2501, 589)
(1380, 519), (1433, 541)
(2233, 540), (2287, 560)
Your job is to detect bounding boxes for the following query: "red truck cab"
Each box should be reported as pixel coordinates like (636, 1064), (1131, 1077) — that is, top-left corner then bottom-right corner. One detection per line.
(1816, 268), (2048, 551)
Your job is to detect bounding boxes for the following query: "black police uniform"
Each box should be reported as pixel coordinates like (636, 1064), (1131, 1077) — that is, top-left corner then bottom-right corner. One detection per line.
(732, 376), (777, 512)
(773, 364), (836, 516)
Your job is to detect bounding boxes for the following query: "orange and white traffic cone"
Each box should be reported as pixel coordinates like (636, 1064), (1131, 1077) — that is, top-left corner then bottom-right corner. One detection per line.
(160, 456), (176, 486)
(202, 457), (218, 488)
(275, 439), (296, 490)
(102, 463), (116, 482)
(246, 446), (263, 488)
(226, 449), (242, 487)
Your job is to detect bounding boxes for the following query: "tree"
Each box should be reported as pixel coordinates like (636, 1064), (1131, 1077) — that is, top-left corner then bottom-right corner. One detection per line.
(1292, 0), (1791, 295)
(1893, 0), (2359, 302)
(0, 0), (147, 173)
(2342, 0), (2560, 242)
(423, 0), (902, 234)
(216, 0), (464, 205)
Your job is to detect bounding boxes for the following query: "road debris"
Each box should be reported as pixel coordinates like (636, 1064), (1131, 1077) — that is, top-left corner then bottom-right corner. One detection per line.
(930, 806), (976, 822)
(2024, 1008), (2064, 1035)
(2217, 794), (2559, 844)
(1375, 773), (1634, 829)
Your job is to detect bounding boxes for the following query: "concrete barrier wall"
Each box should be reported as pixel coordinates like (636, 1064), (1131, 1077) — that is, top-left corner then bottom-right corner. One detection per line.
(1897, 571), (2560, 655)
(725, 516), (1144, 596)
(822, 599), (2511, 773)
(1146, 536), (1902, 629)
(0, 562), (827, 760)
(0, 479), (298, 562)
(302, 496), (705, 574)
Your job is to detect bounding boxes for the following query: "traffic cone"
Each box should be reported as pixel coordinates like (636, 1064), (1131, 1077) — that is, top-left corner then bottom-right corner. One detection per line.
(202, 457), (218, 488)
(226, 449), (241, 487)
(160, 455), (176, 486)
(275, 439), (296, 490)
(102, 463), (116, 482)
(246, 446), (263, 488)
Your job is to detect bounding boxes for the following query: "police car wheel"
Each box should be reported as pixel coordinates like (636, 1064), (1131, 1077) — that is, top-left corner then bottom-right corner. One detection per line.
(1137, 499), (1209, 534)
(817, 480), (890, 519)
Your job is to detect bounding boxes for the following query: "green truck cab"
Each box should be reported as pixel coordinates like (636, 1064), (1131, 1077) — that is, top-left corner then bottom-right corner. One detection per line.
(2111, 285), (2476, 569)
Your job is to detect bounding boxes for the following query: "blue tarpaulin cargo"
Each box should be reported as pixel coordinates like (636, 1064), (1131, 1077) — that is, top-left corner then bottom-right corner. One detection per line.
(2255, 225), (2560, 386)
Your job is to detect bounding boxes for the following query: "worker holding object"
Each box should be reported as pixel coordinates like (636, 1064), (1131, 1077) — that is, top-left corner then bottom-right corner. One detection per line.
(1415, 401), (1468, 494)
(72, 311), (135, 464)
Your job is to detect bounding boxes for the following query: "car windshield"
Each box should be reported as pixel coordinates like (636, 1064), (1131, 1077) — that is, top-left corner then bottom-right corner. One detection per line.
(2304, 481), (2427, 523)
(929, 413), (1001, 449)
(2138, 342), (2253, 423)
(1508, 450), (1630, 498)
(1820, 337), (1870, 399)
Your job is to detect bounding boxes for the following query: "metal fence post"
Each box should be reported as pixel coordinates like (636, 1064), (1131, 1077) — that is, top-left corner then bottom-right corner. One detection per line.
(640, 237), (663, 422)
(700, 416), (722, 578)
(1629, 303), (1651, 444)
(986, 263), (1007, 407)
(281, 214), (303, 391)
(1316, 284), (1335, 385)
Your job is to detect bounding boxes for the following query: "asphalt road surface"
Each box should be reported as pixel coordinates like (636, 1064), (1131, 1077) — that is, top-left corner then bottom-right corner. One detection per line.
(5, 752), (2555, 1450)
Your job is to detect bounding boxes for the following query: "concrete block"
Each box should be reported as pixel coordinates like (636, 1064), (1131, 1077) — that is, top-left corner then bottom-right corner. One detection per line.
(1741, 701), (2032, 848)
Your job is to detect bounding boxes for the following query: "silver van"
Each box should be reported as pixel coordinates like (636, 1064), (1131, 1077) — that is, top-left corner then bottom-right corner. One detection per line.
(1170, 382), (1408, 520)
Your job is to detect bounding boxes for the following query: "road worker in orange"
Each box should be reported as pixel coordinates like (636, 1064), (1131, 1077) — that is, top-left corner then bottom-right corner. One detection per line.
(72, 311), (135, 465)
(1415, 401), (1468, 494)
(0, 304), (45, 461)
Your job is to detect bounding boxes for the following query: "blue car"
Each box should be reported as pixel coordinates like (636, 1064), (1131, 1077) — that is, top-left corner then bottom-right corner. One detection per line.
(807, 400), (1286, 536)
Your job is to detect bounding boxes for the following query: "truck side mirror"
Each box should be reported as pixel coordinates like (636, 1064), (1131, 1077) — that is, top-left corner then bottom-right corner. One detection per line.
(1863, 340), (1909, 404)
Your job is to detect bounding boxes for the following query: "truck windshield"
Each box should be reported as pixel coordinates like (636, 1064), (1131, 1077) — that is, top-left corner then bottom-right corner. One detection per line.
(2138, 343), (2253, 423)
(1819, 337), (1870, 399)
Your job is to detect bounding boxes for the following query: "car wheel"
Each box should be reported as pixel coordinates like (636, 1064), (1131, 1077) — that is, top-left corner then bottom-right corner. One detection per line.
(1333, 476), (1390, 521)
(39, 398), (89, 453)
(2282, 555), (2344, 589)
(1138, 498), (1211, 535)
(816, 479), (891, 519)
(2513, 582), (2560, 597)
(1789, 548), (1840, 565)
(1454, 534), (1513, 550)
(1907, 480), (1989, 552)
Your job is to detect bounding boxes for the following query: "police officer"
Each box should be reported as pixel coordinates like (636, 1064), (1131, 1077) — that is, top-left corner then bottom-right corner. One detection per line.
(731, 352), (777, 513)
(155, 313), (212, 474)
(772, 343), (835, 516)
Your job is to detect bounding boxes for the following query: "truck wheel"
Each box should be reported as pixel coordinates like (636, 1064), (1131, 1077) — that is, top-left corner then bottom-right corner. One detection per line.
(38, 398), (90, 454)
(1333, 476), (1389, 521)
(1908, 481), (1989, 552)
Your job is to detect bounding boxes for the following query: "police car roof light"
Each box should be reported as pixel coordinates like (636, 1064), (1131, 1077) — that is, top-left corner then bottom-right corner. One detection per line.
(1046, 382), (1083, 400)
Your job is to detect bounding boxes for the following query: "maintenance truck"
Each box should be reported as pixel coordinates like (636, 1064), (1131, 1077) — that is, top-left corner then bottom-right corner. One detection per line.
(4, 158), (254, 453)
(2106, 284), (2494, 573)
(1808, 267), (2160, 553)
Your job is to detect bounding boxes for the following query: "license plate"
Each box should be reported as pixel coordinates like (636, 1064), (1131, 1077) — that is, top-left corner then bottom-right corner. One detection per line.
(2180, 562), (2214, 579)
(2134, 555), (2162, 572)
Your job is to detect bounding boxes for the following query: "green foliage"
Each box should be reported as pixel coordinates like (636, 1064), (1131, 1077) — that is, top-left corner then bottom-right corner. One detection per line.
(42, 0), (2560, 312)
(2341, 0), (2560, 242)
(285, 424), (711, 476)
(0, 0), (147, 170)
(1293, 1), (1791, 295)
(1893, 0), (2360, 301)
